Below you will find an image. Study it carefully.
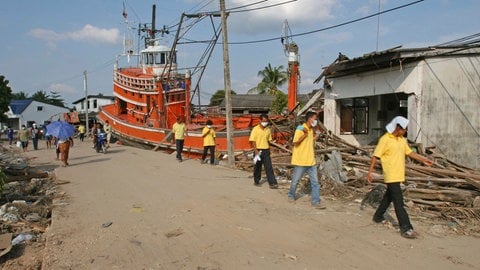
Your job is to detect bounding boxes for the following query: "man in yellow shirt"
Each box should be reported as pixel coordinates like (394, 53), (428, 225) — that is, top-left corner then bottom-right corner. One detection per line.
(78, 123), (86, 142)
(288, 111), (325, 209)
(249, 114), (278, 189)
(367, 116), (432, 239)
(201, 120), (216, 165)
(172, 116), (188, 162)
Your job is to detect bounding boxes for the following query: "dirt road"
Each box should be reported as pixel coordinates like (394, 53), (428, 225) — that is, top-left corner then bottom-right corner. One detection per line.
(24, 140), (479, 269)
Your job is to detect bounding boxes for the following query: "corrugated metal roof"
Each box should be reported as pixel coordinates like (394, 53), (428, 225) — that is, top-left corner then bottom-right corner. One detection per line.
(315, 45), (480, 81)
(9, 99), (33, 114)
(219, 94), (274, 108)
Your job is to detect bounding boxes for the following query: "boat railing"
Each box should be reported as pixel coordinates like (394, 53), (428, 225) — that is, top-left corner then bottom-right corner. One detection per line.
(114, 71), (157, 92)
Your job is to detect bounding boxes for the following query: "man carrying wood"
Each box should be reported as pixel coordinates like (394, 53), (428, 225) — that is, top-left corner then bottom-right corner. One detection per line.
(367, 116), (432, 239)
(249, 114), (278, 189)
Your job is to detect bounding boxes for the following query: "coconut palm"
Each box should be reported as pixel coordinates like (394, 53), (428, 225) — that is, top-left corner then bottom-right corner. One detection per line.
(247, 64), (288, 95)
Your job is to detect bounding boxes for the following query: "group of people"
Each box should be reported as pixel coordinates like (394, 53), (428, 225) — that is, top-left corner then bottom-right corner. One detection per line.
(178, 112), (430, 239)
(171, 116), (216, 164)
(250, 113), (432, 238)
(5, 123), (42, 152)
(3, 120), (112, 167)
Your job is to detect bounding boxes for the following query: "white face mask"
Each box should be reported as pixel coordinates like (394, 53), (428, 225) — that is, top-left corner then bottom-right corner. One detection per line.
(261, 121), (269, 127)
(207, 125), (212, 129)
(311, 120), (318, 127)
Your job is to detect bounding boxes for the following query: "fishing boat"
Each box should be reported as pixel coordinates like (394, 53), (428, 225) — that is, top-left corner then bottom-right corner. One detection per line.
(98, 5), (298, 155)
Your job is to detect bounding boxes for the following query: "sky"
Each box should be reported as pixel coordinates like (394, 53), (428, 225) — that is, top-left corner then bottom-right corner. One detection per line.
(1, 0), (480, 107)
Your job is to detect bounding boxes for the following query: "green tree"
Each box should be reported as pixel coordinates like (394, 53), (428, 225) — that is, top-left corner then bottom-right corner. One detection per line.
(209, 89), (237, 106)
(0, 75), (13, 123)
(48, 91), (65, 107)
(247, 63), (288, 95)
(270, 91), (287, 114)
(31, 90), (50, 103)
(11, 91), (29, 100)
(31, 90), (65, 107)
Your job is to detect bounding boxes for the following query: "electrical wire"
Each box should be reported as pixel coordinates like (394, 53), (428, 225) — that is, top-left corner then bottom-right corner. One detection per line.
(227, 0), (425, 45)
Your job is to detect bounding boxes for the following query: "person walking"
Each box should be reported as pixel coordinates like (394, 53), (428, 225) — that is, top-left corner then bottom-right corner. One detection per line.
(7, 127), (14, 145)
(31, 123), (40, 150)
(78, 123), (86, 142)
(57, 137), (74, 167)
(201, 120), (216, 165)
(367, 116), (432, 239)
(172, 116), (187, 162)
(18, 125), (30, 152)
(249, 114), (278, 189)
(103, 120), (112, 148)
(287, 111), (325, 209)
(92, 123), (105, 153)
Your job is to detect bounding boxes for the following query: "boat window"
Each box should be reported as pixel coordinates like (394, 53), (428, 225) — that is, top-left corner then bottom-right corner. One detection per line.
(161, 53), (166, 64)
(144, 53), (154, 65)
(154, 53), (161, 65)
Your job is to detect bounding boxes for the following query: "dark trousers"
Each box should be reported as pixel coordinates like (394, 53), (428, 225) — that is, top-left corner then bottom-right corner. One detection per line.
(32, 138), (38, 150)
(373, 182), (413, 233)
(202, 145), (215, 164)
(253, 149), (277, 186)
(79, 133), (85, 142)
(175, 139), (184, 160)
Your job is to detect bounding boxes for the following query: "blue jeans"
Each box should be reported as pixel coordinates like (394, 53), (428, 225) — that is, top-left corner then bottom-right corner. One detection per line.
(288, 165), (320, 205)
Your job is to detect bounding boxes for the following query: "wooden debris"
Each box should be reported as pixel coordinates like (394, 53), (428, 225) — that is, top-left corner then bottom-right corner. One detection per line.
(235, 122), (480, 227)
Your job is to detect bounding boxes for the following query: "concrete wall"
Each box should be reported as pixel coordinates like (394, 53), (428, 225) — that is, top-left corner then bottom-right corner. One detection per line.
(324, 62), (423, 145)
(418, 56), (480, 169)
(323, 55), (480, 169)
(17, 101), (70, 127)
(74, 98), (114, 113)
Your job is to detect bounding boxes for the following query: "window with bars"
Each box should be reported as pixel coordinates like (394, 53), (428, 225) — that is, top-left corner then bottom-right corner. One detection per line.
(340, 98), (369, 134)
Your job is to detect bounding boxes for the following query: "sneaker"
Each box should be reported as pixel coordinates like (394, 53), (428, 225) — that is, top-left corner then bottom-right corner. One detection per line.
(312, 203), (326, 209)
(253, 182), (262, 187)
(401, 229), (418, 239)
(200, 160), (205, 164)
(288, 196), (295, 203)
(269, 184), (278, 189)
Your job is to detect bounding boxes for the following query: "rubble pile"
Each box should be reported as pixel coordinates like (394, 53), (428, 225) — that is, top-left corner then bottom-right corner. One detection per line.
(0, 145), (59, 266)
(236, 126), (480, 232)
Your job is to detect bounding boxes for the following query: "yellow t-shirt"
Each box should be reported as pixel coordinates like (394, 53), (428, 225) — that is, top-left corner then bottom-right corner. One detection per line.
(172, 122), (187, 140)
(78, 125), (85, 134)
(373, 133), (413, 183)
(249, 124), (272, 149)
(202, 126), (216, 146)
(291, 123), (316, 166)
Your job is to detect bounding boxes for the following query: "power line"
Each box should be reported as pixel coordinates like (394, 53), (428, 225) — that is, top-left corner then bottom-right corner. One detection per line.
(228, 0), (425, 45)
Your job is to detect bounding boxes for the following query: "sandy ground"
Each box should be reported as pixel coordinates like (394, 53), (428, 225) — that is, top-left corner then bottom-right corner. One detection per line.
(20, 139), (480, 270)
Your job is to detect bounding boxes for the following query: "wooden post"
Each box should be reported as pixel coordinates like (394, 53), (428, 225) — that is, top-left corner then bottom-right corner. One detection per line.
(220, 0), (234, 167)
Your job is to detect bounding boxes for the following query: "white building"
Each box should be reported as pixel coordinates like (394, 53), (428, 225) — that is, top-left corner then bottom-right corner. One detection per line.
(317, 45), (480, 169)
(72, 95), (115, 113)
(5, 100), (70, 129)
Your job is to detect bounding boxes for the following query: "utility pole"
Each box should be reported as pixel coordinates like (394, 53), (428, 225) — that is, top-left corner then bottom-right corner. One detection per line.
(220, 0), (234, 167)
(83, 70), (89, 135)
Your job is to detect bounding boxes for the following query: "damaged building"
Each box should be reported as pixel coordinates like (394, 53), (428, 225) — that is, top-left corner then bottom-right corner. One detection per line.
(316, 42), (480, 169)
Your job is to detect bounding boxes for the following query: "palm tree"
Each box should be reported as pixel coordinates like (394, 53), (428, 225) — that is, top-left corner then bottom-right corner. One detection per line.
(247, 64), (288, 95)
